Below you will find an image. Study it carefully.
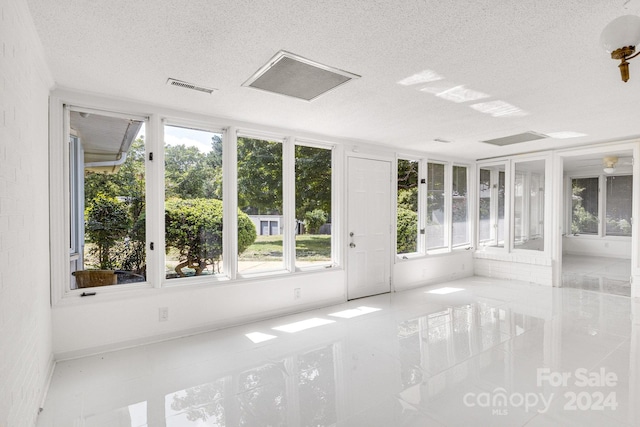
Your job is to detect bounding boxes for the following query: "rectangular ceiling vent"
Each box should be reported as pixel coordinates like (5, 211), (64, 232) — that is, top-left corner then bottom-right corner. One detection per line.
(242, 50), (360, 101)
(166, 78), (216, 94)
(481, 131), (548, 146)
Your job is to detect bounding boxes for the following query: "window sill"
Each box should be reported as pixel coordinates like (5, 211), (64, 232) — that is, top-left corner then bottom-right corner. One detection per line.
(58, 282), (155, 306)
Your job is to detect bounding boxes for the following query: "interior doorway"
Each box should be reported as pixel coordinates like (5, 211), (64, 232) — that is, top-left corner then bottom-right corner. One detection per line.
(561, 150), (634, 296)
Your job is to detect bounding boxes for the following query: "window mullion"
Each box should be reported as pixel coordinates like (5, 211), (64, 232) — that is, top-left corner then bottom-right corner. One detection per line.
(283, 137), (296, 272)
(224, 127), (238, 279)
(599, 175), (605, 237)
(418, 160), (427, 253)
(445, 163), (452, 251)
(147, 114), (163, 288)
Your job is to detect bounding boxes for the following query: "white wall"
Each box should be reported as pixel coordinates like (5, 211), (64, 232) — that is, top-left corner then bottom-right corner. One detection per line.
(474, 251), (552, 286)
(0, 0), (54, 425)
(563, 236), (631, 259)
(53, 270), (346, 359)
(394, 251), (473, 291)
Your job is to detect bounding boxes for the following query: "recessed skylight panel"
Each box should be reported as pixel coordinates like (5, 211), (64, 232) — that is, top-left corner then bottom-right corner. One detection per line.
(546, 131), (587, 139)
(421, 85), (490, 103)
(397, 69), (443, 86)
(470, 100), (528, 117)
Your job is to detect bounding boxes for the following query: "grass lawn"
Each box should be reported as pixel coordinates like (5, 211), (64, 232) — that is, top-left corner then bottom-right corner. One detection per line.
(240, 234), (331, 261)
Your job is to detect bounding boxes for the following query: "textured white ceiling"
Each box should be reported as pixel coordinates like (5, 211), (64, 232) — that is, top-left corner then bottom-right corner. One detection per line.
(26, 0), (640, 160)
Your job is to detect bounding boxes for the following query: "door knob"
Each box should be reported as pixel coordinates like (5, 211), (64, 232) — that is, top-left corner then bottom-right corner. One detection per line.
(350, 242), (356, 248)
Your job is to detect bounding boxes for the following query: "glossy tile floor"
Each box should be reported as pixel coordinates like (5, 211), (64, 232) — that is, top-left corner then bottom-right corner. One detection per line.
(562, 255), (631, 296)
(37, 276), (640, 427)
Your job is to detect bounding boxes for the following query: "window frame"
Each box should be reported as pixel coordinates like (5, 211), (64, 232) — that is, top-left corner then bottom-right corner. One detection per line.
(425, 160), (449, 253)
(510, 156), (550, 254)
(60, 105), (153, 296)
(49, 95), (341, 305)
(566, 172), (633, 239)
(293, 139), (336, 272)
(395, 156), (421, 257)
(395, 158), (473, 260)
(451, 163), (471, 248)
(161, 120), (228, 287)
(478, 165), (505, 248)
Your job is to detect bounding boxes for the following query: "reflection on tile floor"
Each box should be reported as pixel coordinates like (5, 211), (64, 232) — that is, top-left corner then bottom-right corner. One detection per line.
(37, 276), (640, 427)
(563, 255), (631, 297)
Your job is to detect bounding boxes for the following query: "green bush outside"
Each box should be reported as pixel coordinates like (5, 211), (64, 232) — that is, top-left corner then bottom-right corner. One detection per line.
(397, 206), (418, 254)
(304, 209), (328, 234)
(165, 198), (256, 276)
(85, 193), (131, 269)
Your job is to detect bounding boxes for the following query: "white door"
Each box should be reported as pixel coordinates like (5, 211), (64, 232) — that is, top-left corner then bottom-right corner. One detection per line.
(347, 157), (392, 299)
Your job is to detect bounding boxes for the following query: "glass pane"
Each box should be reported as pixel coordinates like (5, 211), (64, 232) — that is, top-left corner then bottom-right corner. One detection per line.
(452, 166), (468, 246)
(237, 137), (283, 273)
(513, 159), (545, 251)
(571, 177), (599, 234)
(479, 165), (505, 247)
(427, 163), (446, 250)
(164, 125), (225, 279)
(397, 159), (418, 254)
(497, 170), (505, 246)
(71, 111), (146, 289)
(295, 145), (332, 267)
(478, 168), (491, 242)
(606, 175), (632, 236)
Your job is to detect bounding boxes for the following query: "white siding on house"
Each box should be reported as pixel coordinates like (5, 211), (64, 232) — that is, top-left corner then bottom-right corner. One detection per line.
(0, 1), (54, 426)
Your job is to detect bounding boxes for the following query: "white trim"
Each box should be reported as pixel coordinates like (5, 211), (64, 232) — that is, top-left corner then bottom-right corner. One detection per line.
(236, 128), (286, 142)
(283, 137), (296, 272)
(49, 96), (69, 305)
(293, 137), (337, 150)
(147, 114), (163, 288)
(68, 105), (148, 121)
(224, 127), (238, 280)
(553, 141), (639, 291)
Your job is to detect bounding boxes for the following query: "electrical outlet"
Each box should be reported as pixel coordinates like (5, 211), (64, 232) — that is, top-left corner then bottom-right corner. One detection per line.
(294, 288), (301, 300)
(159, 307), (169, 322)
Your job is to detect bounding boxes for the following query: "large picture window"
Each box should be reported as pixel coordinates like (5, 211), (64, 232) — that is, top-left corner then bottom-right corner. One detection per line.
(513, 159), (545, 251)
(569, 174), (632, 238)
(295, 144), (332, 267)
(397, 159), (419, 254)
(571, 177), (599, 235)
(426, 162), (446, 250)
(237, 136), (284, 274)
(452, 165), (469, 246)
(163, 124), (225, 280)
(69, 109), (147, 289)
(606, 175), (633, 236)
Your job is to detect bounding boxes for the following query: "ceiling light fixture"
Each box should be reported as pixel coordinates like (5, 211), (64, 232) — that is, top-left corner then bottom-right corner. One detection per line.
(603, 156), (618, 174)
(600, 15), (640, 82)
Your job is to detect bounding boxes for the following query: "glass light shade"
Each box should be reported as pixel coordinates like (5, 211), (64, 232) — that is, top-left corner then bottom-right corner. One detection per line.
(600, 15), (640, 53)
(603, 167), (616, 174)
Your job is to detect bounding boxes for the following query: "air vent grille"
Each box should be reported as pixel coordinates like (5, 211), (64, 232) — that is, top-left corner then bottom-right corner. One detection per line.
(242, 50), (360, 101)
(481, 132), (548, 146)
(167, 78), (216, 94)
